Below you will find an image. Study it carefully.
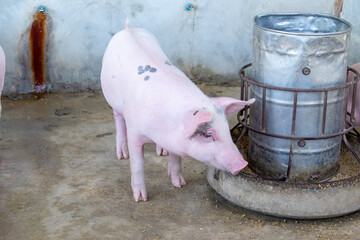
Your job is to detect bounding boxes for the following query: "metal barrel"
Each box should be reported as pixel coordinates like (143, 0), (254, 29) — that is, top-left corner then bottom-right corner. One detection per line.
(249, 13), (352, 182)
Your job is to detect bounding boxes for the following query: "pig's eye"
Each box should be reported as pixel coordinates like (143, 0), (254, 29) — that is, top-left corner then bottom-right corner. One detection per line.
(201, 132), (214, 140)
(204, 133), (212, 138)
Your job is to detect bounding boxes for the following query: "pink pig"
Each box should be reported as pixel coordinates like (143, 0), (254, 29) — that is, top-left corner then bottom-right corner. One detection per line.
(347, 63), (360, 126)
(101, 21), (255, 202)
(0, 46), (5, 117)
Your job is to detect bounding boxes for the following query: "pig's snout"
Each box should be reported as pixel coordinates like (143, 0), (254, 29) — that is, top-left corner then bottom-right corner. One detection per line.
(216, 148), (248, 175)
(229, 158), (248, 175)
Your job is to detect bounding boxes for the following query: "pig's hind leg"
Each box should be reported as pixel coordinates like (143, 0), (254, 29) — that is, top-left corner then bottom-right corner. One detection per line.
(168, 153), (187, 187)
(113, 110), (129, 159)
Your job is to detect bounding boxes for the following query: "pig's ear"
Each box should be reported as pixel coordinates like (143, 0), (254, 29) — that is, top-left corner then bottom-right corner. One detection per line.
(184, 109), (212, 139)
(212, 97), (255, 115)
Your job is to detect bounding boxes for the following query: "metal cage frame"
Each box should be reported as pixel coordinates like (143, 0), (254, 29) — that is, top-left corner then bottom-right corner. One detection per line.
(232, 63), (360, 182)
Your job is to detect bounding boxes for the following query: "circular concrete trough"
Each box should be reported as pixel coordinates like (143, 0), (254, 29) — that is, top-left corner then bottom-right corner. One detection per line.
(207, 166), (360, 219)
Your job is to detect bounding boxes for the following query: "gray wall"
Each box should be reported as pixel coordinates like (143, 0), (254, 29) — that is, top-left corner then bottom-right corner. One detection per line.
(0, 0), (359, 95)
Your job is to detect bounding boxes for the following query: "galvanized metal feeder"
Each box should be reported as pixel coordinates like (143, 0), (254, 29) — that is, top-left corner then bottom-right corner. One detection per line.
(207, 13), (360, 219)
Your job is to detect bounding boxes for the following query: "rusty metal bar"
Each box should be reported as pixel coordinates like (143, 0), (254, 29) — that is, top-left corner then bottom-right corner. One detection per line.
(262, 87), (266, 132)
(245, 78), (250, 124)
(243, 126), (353, 140)
(348, 67), (359, 126)
(240, 66), (246, 101)
(351, 80), (358, 124)
(286, 92), (298, 181)
(344, 87), (350, 130)
(287, 141), (295, 181)
(231, 122), (239, 133)
(234, 126), (248, 144)
(321, 91), (328, 136)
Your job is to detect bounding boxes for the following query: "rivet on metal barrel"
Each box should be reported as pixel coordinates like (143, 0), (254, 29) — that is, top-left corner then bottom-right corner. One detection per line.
(302, 67), (311, 75)
(249, 13), (352, 182)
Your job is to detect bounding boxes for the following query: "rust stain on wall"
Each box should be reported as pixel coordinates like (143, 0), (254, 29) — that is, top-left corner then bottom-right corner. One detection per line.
(334, 0), (344, 17)
(29, 8), (46, 96)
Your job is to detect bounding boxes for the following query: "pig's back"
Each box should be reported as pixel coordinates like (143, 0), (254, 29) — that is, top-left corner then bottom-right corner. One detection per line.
(107, 28), (168, 64)
(101, 28), (199, 114)
(102, 28), (168, 110)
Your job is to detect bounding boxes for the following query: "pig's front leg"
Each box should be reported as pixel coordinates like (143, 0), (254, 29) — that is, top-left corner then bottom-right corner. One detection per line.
(156, 144), (168, 156)
(128, 135), (148, 202)
(168, 153), (187, 187)
(113, 110), (129, 159)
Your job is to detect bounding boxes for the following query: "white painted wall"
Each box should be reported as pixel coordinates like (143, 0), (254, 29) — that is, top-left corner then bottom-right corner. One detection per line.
(342, 0), (360, 65)
(0, 0), (359, 94)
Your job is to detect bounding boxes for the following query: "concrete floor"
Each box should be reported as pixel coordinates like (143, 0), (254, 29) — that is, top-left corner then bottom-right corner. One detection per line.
(0, 85), (359, 240)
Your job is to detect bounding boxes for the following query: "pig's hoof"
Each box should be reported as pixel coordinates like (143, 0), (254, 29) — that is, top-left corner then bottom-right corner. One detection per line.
(116, 148), (129, 160)
(170, 174), (187, 188)
(133, 191), (148, 202)
(156, 145), (168, 156)
(134, 194), (147, 202)
(132, 185), (148, 202)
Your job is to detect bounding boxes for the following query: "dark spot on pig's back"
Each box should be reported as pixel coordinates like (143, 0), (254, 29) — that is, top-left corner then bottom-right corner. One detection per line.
(138, 66), (145, 75)
(137, 64), (157, 80)
(144, 65), (151, 71)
